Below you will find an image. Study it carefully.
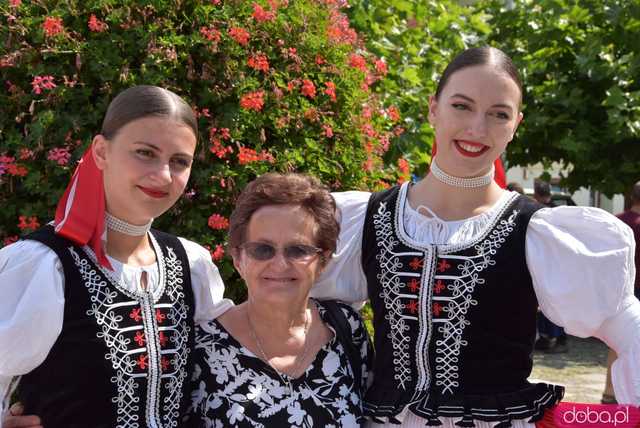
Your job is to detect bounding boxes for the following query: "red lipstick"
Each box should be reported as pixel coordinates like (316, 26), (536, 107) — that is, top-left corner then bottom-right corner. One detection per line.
(454, 140), (490, 158)
(138, 186), (169, 198)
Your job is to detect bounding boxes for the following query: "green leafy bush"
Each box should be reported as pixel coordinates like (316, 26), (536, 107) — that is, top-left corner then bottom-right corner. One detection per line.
(481, 0), (640, 195)
(0, 0), (403, 300)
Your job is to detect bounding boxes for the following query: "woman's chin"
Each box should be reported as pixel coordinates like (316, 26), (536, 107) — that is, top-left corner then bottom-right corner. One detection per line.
(248, 280), (310, 305)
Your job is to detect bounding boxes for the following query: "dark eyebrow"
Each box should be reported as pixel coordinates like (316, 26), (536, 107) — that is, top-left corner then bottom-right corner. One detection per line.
(133, 141), (162, 151)
(451, 93), (476, 103)
(133, 141), (194, 160)
(450, 93), (514, 112)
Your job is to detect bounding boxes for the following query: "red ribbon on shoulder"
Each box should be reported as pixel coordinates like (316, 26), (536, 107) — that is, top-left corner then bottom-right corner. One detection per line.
(431, 140), (506, 188)
(54, 146), (112, 270)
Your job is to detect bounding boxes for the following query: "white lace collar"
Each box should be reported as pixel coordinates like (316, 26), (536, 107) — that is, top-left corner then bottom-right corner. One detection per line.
(400, 184), (518, 247)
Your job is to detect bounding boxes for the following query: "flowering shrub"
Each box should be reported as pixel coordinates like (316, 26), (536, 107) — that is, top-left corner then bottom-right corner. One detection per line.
(0, 0), (402, 300)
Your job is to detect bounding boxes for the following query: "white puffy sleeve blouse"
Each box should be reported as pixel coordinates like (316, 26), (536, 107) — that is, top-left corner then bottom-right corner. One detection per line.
(310, 190), (640, 405)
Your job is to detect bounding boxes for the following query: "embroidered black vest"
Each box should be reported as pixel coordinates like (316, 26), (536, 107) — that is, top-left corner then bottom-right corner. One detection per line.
(362, 184), (564, 427)
(18, 225), (195, 428)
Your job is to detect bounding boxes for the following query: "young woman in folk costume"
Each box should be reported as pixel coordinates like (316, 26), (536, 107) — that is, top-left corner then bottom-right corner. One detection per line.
(310, 46), (640, 427)
(0, 85), (231, 428)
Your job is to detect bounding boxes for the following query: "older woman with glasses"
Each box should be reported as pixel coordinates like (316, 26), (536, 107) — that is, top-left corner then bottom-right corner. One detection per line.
(186, 173), (372, 427)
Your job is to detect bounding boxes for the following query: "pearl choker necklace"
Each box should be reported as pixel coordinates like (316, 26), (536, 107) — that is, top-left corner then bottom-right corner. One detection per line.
(429, 159), (495, 188)
(105, 212), (153, 236)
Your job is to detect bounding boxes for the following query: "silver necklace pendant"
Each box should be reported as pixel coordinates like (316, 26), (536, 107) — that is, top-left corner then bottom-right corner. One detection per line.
(105, 212), (153, 236)
(430, 158), (495, 188)
(247, 303), (311, 396)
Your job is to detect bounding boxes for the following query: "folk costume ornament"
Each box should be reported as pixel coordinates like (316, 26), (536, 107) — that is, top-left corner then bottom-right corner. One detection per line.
(429, 158), (495, 188)
(53, 145), (112, 269)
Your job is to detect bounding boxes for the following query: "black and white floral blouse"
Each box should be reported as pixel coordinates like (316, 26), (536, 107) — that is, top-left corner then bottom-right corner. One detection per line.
(186, 299), (371, 428)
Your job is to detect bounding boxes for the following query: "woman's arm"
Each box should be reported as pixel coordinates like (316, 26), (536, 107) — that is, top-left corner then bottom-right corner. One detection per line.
(526, 206), (640, 404)
(0, 240), (65, 418)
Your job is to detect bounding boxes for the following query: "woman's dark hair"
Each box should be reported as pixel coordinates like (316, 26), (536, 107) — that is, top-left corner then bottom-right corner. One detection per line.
(435, 46), (523, 102)
(100, 85), (198, 140)
(229, 173), (339, 265)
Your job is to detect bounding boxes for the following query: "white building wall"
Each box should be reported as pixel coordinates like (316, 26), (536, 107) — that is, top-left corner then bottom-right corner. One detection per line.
(505, 164), (624, 214)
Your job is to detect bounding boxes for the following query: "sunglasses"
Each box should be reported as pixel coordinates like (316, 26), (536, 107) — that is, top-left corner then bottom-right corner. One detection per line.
(239, 242), (323, 262)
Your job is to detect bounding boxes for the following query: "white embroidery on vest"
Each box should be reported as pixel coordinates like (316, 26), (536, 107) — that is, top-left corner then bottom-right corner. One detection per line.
(69, 242), (189, 428)
(432, 210), (518, 394)
(373, 201), (424, 389)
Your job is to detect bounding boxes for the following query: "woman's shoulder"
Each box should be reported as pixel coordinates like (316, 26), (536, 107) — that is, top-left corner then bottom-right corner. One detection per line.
(0, 238), (62, 271)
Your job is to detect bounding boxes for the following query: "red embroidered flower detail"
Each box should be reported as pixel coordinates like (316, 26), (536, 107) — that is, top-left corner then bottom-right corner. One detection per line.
(161, 356), (171, 371)
(437, 259), (451, 272)
(129, 307), (142, 322)
(137, 354), (148, 370)
(407, 278), (420, 293)
(434, 280), (446, 294)
(155, 309), (166, 324)
(159, 331), (169, 347)
(406, 300), (419, 314)
(134, 331), (146, 346)
(432, 302), (443, 317)
(409, 257), (423, 271)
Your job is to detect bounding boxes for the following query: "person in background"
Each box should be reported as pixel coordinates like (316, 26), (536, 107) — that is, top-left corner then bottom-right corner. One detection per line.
(532, 179), (569, 354)
(1, 86), (231, 428)
(601, 180), (640, 404)
(506, 181), (524, 194)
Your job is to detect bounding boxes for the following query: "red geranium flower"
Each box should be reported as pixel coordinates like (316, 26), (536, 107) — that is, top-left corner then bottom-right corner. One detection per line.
(43, 16), (64, 37)
(300, 79), (316, 98)
(252, 3), (276, 22)
(200, 25), (221, 42)
(208, 214), (229, 230)
(349, 54), (368, 72)
(324, 81), (336, 101)
(239, 90), (265, 111)
(31, 75), (57, 94)
(229, 27), (250, 46)
(88, 14), (108, 32)
(247, 53), (270, 73)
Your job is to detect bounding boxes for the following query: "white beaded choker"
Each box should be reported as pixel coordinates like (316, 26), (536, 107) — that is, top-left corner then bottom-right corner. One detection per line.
(105, 212), (153, 236)
(430, 159), (495, 188)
